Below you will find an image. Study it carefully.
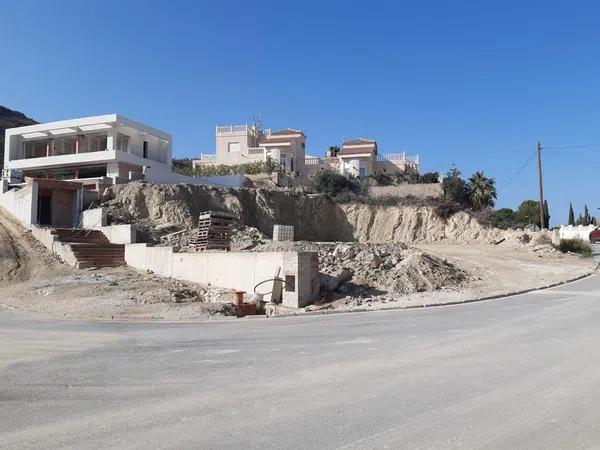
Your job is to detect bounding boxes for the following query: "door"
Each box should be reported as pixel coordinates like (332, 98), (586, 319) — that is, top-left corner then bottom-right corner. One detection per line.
(359, 167), (366, 177)
(38, 193), (52, 225)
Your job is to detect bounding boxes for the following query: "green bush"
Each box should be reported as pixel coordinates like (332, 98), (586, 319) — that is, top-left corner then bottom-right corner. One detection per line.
(313, 171), (361, 197)
(173, 159), (279, 177)
(557, 238), (592, 257)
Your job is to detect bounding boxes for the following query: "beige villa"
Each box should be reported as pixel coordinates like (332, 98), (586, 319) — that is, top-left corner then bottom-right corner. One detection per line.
(194, 124), (306, 177)
(193, 123), (420, 182)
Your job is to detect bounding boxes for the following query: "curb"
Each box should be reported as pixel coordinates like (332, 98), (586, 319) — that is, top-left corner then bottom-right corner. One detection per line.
(270, 271), (598, 319)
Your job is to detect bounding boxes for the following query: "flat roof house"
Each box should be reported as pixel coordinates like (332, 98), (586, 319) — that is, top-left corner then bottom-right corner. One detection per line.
(2, 114), (181, 188)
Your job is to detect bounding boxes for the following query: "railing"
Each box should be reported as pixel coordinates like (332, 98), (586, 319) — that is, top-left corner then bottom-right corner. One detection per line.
(247, 147), (266, 156)
(216, 124), (249, 135)
(377, 152), (420, 167)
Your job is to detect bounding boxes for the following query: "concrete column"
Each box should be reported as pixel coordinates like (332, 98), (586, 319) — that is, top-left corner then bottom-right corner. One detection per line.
(106, 129), (117, 151)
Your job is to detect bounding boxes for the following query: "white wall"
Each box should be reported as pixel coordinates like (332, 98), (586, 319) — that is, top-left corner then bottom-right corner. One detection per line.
(0, 183), (38, 227)
(125, 244), (319, 308)
(559, 225), (597, 241)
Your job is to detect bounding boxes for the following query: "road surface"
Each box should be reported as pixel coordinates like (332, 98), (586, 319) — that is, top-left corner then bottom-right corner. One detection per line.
(2, 275), (600, 449)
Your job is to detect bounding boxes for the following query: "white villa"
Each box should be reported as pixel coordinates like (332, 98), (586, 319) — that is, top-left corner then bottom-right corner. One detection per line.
(193, 123), (420, 183)
(3, 114), (176, 188)
(1, 114), (247, 191)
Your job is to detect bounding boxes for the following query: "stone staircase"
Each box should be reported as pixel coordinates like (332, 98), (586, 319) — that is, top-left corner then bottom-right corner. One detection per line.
(51, 228), (126, 269)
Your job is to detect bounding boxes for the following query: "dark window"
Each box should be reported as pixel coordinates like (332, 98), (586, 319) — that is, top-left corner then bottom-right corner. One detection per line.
(143, 141), (149, 158)
(285, 275), (296, 292)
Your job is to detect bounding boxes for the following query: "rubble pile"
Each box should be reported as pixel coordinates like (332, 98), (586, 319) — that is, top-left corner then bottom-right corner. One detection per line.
(505, 231), (559, 256)
(253, 241), (468, 296)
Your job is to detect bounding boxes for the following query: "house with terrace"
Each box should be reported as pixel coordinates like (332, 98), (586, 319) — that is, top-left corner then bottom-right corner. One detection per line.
(194, 124), (306, 177)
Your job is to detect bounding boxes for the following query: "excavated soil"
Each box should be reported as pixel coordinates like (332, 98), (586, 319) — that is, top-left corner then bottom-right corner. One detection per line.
(102, 182), (502, 244)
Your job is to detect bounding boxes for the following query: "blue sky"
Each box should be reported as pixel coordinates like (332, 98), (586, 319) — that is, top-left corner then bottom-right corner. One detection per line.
(2, 0), (599, 224)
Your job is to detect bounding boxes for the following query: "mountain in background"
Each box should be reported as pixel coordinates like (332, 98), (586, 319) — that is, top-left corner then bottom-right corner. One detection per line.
(0, 106), (38, 167)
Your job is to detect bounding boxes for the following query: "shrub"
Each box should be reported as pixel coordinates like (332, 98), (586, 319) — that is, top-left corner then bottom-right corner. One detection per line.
(313, 172), (361, 197)
(371, 172), (393, 186)
(557, 238), (592, 257)
(434, 200), (462, 220)
(419, 172), (440, 184)
(174, 159), (279, 177)
(518, 233), (532, 244)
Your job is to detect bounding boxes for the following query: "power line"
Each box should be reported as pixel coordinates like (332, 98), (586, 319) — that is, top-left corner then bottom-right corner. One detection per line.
(497, 151), (537, 193)
(543, 143), (600, 150)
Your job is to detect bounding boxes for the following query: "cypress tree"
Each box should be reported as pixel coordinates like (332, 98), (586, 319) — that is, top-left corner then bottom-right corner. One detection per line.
(568, 203), (575, 225)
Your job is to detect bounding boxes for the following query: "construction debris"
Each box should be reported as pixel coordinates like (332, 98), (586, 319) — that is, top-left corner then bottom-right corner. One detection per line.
(252, 241), (468, 296)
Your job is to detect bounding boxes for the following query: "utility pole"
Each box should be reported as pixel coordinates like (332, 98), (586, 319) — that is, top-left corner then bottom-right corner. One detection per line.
(536, 141), (545, 229)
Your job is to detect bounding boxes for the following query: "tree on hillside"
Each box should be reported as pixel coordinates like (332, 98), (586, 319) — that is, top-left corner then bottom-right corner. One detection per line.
(514, 200), (548, 228)
(418, 172), (440, 184)
(442, 167), (471, 208)
(543, 200), (550, 228)
(568, 203), (575, 225)
(584, 205), (591, 226)
(468, 171), (497, 210)
(490, 208), (515, 230)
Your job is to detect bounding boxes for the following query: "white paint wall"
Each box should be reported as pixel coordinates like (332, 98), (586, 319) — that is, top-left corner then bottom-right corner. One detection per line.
(124, 244), (319, 308)
(559, 225), (597, 241)
(0, 183), (38, 227)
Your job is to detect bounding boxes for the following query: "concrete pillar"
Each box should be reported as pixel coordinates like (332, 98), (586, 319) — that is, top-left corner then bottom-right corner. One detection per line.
(106, 129), (117, 151)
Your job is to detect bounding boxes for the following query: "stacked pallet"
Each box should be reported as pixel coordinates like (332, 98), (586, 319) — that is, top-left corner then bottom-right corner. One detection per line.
(189, 211), (236, 251)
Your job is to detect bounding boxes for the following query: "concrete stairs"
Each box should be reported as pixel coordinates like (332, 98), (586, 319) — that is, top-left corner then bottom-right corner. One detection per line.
(52, 228), (125, 269)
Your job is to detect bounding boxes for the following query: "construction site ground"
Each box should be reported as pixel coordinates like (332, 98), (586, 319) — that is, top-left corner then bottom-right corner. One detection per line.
(0, 209), (597, 321)
(0, 211), (235, 321)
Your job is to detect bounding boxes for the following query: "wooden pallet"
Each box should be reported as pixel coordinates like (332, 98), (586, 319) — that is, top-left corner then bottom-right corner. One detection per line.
(190, 210), (236, 252)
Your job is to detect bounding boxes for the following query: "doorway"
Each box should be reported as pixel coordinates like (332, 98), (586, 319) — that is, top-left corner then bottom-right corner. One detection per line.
(38, 192), (52, 225)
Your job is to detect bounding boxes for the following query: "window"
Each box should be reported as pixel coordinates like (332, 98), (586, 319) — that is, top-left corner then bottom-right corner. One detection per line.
(228, 142), (240, 153)
(87, 133), (108, 153)
(117, 133), (130, 152)
(143, 141), (149, 158)
(280, 153), (287, 170)
(301, 142), (305, 149)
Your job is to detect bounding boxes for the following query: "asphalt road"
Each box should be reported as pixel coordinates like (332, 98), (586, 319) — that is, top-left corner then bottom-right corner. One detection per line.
(2, 275), (600, 449)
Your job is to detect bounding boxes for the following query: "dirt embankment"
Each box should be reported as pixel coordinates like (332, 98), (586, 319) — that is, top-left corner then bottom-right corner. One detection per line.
(103, 182), (500, 244)
(0, 210), (235, 321)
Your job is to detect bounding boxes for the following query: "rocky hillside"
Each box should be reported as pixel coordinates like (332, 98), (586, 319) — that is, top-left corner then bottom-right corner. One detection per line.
(0, 106), (37, 163)
(102, 182), (503, 244)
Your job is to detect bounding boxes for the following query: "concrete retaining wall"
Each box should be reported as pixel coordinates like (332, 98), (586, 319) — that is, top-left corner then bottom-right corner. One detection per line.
(125, 244), (319, 308)
(370, 183), (444, 199)
(559, 225), (596, 241)
(82, 208), (107, 229)
(0, 184), (38, 228)
(29, 225), (78, 266)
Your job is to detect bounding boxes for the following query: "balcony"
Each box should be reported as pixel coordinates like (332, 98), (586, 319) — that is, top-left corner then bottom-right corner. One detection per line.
(377, 152), (420, 168)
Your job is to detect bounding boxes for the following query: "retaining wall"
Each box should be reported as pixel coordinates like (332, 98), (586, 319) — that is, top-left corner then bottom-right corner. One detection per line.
(559, 225), (596, 241)
(125, 244), (319, 308)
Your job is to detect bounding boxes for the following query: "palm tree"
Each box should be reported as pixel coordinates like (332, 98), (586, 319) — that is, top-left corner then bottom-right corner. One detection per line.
(468, 171), (497, 210)
(328, 145), (340, 157)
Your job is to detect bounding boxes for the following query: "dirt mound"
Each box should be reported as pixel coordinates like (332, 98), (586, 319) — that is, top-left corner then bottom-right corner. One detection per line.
(253, 241), (468, 296)
(339, 204), (503, 243)
(103, 182), (502, 245)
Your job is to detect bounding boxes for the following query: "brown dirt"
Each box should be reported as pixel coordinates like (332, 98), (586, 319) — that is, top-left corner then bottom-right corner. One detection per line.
(0, 211), (235, 321)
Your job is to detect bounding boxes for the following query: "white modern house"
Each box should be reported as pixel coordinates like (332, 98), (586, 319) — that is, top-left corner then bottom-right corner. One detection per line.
(2, 114), (180, 188)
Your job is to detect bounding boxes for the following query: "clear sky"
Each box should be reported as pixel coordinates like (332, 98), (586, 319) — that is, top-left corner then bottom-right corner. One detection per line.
(2, 0), (599, 225)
